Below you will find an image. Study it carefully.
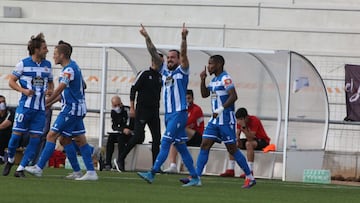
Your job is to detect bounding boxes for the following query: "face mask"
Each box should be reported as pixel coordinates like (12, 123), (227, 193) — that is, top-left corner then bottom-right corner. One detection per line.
(0, 102), (6, 110)
(113, 106), (121, 113)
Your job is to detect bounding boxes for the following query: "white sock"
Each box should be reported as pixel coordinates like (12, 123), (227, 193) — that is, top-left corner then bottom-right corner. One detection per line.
(248, 162), (254, 171)
(17, 165), (24, 171)
(35, 165), (42, 170)
(86, 171), (96, 175)
(246, 174), (255, 180)
(228, 160), (235, 170)
(170, 163), (177, 168)
(74, 171), (82, 175)
(8, 157), (14, 163)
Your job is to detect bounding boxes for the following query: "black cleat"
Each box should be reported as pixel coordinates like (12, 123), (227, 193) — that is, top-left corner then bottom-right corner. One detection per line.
(113, 158), (125, 172)
(14, 170), (26, 178)
(2, 161), (14, 176)
(119, 159), (125, 172)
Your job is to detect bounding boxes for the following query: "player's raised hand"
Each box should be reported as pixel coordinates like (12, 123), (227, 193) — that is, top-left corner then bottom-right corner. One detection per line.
(140, 24), (148, 38)
(181, 23), (188, 39)
(200, 66), (207, 80)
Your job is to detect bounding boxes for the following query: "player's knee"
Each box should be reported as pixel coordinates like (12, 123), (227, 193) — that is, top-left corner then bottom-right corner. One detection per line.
(245, 141), (256, 150)
(200, 139), (212, 150)
(59, 136), (72, 146)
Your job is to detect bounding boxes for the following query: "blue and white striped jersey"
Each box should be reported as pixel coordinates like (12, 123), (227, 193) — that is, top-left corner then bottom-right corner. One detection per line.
(12, 56), (53, 111)
(160, 64), (189, 114)
(208, 71), (236, 125)
(59, 60), (87, 117)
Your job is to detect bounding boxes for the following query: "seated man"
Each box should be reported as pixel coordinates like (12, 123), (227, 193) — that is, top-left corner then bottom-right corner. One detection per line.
(0, 95), (15, 164)
(220, 107), (270, 178)
(104, 95), (135, 171)
(163, 89), (204, 173)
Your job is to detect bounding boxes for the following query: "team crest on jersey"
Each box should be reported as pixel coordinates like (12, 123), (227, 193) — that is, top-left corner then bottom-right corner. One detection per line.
(165, 76), (174, 87)
(32, 76), (45, 87)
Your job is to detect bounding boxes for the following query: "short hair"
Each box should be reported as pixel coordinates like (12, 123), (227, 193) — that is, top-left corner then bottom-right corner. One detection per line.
(210, 55), (225, 67)
(27, 33), (46, 55)
(168, 49), (180, 58)
(56, 40), (72, 59)
(0, 95), (4, 99)
(235, 108), (248, 119)
(186, 89), (194, 97)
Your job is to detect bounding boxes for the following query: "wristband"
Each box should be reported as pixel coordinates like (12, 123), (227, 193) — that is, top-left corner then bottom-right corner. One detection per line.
(214, 106), (224, 114)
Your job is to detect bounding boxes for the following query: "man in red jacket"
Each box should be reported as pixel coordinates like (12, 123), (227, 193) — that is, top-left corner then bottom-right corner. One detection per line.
(220, 107), (270, 178)
(163, 89), (204, 173)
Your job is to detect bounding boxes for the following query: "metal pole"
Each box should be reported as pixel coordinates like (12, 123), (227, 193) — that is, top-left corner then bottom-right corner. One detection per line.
(282, 51), (292, 181)
(98, 47), (108, 149)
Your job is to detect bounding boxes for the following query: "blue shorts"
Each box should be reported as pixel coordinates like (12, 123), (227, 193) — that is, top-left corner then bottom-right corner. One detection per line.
(163, 111), (187, 143)
(12, 106), (45, 135)
(203, 122), (236, 144)
(51, 112), (85, 137)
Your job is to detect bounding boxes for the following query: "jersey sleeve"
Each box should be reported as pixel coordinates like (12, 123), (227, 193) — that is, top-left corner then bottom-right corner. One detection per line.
(130, 71), (144, 101)
(12, 61), (24, 78)
(60, 67), (75, 85)
(222, 74), (234, 91)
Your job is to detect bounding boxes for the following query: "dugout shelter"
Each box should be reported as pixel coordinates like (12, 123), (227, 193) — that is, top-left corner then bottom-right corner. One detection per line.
(90, 43), (329, 181)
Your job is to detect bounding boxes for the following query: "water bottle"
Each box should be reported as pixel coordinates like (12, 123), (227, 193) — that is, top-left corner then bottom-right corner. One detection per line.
(290, 138), (297, 150)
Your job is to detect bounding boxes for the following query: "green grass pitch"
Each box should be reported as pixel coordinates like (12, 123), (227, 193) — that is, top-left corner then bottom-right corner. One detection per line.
(0, 166), (359, 203)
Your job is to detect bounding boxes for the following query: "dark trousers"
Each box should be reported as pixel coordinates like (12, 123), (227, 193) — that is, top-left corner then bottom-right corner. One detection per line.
(106, 132), (131, 166)
(119, 109), (161, 164)
(0, 130), (11, 157)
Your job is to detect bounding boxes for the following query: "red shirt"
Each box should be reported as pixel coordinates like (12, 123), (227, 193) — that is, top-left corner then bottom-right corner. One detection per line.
(187, 103), (204, 135)
(237, 115), (270, 144)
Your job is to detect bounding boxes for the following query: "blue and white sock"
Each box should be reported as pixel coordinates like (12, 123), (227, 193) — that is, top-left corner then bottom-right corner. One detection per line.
(175, 143), (197, 178)
(7, 134), (21, 163)
(79, 144), (94, 171)
(64, 143), (81, 172)
(37, 141), (56, 169)
(196, 148), (209, 176)
(18, 136), (40, 170)
(151, 138), (171, 174)
(233, 149), (251, 175)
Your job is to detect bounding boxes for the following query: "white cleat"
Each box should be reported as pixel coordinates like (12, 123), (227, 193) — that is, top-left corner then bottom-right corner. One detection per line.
(24, 165), (43, 177)
(163, 166), (178, 174)
(65, 171), (83, 180)
(75, 172), (98, 181)
(113, 158), (122, 173)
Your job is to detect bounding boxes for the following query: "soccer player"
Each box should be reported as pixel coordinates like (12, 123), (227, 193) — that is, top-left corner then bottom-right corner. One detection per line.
(25, 40), (98, 180)
(137, 23), (200, 186)
(220, 107), (270, 178)
(180, 55), (256, 188)
(2, 33), (54, 178)
(163, 89), (204, 173)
